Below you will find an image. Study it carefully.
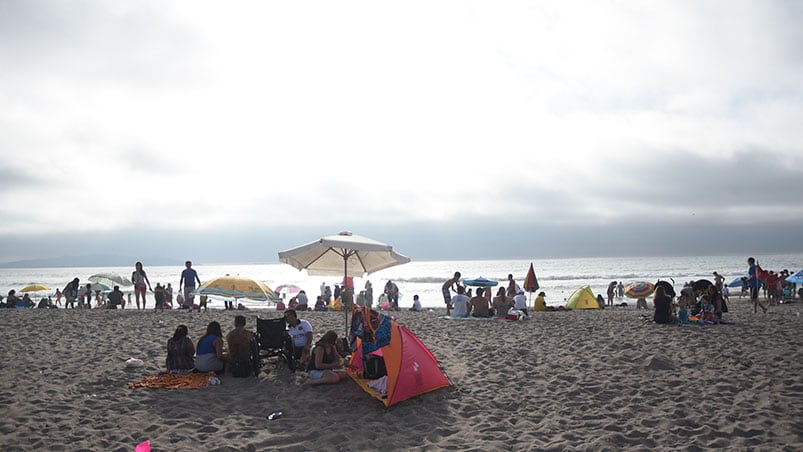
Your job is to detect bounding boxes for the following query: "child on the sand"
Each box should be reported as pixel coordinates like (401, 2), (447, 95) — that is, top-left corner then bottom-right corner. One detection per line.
(677, 296), (690, 323)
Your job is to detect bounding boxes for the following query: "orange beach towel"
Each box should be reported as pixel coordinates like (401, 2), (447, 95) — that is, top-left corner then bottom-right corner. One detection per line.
(129, 372), (216, 389)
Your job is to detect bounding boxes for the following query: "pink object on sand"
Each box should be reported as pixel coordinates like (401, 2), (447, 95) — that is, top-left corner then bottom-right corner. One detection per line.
(135, 440), (151, 452)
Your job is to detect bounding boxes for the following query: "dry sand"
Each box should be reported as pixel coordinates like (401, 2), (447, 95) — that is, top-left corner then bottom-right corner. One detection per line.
(1, 300), (801, 451)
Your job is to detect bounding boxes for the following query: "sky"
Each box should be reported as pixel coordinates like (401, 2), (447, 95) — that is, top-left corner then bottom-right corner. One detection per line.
(1, 1), (802, 265)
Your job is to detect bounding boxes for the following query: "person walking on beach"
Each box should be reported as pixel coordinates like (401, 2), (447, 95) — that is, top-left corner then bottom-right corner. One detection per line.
(63, 278), (80, 309)
(132, 261), (152, 310)
(747, 257), (767, 314)
(442, 271), (461, 316)
(180, 260), (201, 308)
(616, 281), (624, 299)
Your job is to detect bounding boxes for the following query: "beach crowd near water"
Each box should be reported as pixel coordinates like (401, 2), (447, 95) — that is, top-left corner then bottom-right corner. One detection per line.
(1, 255), (802, 450)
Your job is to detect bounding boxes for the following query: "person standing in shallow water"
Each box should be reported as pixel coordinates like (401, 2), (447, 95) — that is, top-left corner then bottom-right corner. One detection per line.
(132, 261), (152, 310)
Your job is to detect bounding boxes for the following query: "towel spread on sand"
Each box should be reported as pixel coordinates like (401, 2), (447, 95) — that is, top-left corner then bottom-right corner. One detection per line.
(128, 372), (217, 389)
(440, 316), (513, 321)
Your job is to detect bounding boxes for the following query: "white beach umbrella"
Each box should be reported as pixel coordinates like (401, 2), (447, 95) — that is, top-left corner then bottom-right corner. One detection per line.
(89, 273), (133, 288)
(278, 231), (411, 333)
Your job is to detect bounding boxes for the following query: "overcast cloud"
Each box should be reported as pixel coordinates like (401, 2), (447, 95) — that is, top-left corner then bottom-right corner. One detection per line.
(1, 1), (802, 264)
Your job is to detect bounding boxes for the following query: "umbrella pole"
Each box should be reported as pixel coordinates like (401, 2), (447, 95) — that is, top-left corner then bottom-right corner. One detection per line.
(344, 256), (348, 338)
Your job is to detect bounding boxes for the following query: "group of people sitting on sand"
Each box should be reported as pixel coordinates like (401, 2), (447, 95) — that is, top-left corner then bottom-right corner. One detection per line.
(448, 285), (530, 319)
(652, 282), (729, 325)
(165, 309), (349, 385)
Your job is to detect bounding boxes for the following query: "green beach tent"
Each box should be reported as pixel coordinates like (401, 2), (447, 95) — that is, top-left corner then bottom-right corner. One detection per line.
(565, 285), (600, 309)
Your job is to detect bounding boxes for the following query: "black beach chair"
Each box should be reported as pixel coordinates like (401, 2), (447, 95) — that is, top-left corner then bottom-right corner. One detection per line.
(254, 317), (297, 372)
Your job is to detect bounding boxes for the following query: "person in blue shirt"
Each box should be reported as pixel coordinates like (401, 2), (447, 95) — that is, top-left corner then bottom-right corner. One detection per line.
(195, 321), (225, 373)
(747, 257), (767, 314)
(179, 260), (201, 308)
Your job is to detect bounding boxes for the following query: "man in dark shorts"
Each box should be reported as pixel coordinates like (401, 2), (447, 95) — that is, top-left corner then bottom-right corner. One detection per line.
(442, 271), (461, 316)
(180, 260), (201, 308)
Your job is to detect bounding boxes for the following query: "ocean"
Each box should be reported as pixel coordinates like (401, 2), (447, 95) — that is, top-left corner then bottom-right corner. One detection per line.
(2, 253), (801, 309)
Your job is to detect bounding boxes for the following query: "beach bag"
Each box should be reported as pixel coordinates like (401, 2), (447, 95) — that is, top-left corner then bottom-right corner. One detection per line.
(363, 355), (386, 380)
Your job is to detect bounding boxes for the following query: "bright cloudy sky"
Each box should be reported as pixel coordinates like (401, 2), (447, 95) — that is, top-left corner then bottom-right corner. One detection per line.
(1, 1), (802, 264)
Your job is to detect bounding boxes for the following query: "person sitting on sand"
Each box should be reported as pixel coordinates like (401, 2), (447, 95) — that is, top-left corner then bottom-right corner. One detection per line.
(492, 287), (513, 318)
(677, 294), (690, 323)
(305, 331), (348, 386)
(596, 294), (606, 309)
(107, 286), (124, 309)
(469, 287), (491, 318)
(451, 285), (470, 318)
(166, 325), (195, 373)
(652, 285), (675, 324)
(636, 297), (648, 310)
(6, 290), (21, 308)
(226, 315), (254, 377)
(195, 321), (225, 373)
(409, 294), (422, 312)
(285, 309), (313, 365)
(534, 292), (547, 312)
(699, 288), (721, 324)
(705, 285), (725, 322)
(513, 289), (528, 318)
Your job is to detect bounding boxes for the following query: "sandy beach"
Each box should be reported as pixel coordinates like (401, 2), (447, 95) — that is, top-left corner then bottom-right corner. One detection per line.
(1, 300), (801, 451)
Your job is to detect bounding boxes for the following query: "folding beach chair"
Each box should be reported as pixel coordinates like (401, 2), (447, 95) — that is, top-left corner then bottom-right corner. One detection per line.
(254, 317), (297, 372)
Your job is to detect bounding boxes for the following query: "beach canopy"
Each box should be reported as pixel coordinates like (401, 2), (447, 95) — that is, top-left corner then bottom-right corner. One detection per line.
(728, 276), (747, 287)
(786, 270), (803, 284)
(348, 307), (450, 407)
(197, 275), (276, 301)
(565, 286), (600, 309)
(462, 277), (498, 287)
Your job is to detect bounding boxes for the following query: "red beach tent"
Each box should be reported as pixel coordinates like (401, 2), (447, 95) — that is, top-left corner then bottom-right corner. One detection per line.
(348, 307), (450, 407)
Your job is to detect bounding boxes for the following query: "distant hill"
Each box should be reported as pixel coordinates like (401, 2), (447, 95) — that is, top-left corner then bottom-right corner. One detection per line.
(0, 254), (181, 268)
